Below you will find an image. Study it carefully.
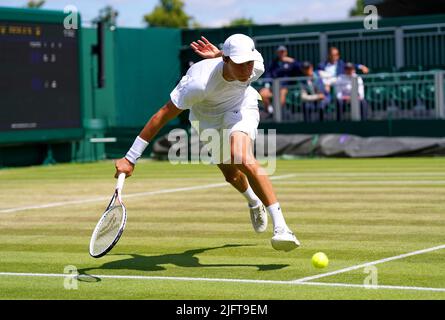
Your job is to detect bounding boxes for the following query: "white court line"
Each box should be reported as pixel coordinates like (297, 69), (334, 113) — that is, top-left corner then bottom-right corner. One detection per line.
(0, 272), (444, 293)
(0, 174), (297, 214)
(298, 281), (445, 292)
(283, 172), (445, 177)
(273, 180), (445, 185)
(293, 244), (445, 283)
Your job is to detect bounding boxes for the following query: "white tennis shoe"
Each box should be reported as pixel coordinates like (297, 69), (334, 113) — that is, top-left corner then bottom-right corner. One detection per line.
(249, 203), (268, 233)
(271, 226), (301, 251)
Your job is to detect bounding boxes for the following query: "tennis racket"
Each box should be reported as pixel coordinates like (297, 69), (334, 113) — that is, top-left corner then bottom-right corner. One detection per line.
(89, 173), (127, 258)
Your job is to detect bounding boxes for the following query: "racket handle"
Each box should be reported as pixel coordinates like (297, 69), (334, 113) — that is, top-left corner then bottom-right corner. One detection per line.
(116, 173), (126, 191)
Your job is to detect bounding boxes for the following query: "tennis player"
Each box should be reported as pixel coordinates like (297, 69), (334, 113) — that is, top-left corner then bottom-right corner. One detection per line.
(114, 34), (300, 251)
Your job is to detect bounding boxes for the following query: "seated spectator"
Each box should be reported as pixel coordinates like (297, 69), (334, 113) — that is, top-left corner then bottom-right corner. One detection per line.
(259, 45), (302, 117)
(318, 47), (369, 86)
(334, 62), (368, 121)
(300, 62), (331, 122)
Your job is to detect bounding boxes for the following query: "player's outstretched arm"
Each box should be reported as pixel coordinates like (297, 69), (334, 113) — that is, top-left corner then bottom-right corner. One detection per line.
(190, 36), (222, 59)
(114, 101), (183, 178)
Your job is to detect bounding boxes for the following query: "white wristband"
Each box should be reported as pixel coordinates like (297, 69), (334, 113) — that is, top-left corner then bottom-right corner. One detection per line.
(125, 136), (149, 164)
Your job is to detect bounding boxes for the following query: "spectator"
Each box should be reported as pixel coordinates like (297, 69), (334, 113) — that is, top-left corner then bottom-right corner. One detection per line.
(259, 45), (302, 117)
(300, 62), (331, 122)
(318, 47), (369, 86)
(334, 62), (368, 121)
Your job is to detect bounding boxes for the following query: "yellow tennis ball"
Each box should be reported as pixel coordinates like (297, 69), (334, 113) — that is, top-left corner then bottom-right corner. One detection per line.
(312, 252), (329, 268)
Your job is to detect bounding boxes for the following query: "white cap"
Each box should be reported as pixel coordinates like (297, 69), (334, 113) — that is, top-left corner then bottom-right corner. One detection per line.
(222, 34), (262, 64)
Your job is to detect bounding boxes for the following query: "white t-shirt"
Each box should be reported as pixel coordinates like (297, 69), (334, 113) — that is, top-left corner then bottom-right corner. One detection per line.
(335, 74), (365, 100)
(324, 62), (337, 78)
(170, 57), (264, 123)
(319, 62), (338, 86)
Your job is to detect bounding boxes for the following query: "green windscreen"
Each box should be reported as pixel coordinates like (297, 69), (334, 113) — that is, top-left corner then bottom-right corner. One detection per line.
(113, 27), (181, 127)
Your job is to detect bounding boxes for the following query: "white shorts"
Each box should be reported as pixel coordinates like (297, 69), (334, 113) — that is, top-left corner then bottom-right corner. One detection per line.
(189, 105), (260, 164)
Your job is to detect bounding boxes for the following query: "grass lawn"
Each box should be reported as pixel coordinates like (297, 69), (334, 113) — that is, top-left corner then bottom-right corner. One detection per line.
(0, 158), (444, 299)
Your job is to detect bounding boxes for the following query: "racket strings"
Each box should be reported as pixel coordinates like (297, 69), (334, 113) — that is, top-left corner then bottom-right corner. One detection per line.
(91, 205), (125, 256)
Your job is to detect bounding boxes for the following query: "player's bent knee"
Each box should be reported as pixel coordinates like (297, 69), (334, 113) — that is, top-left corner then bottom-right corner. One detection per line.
(224, 172), (241, 185)
(231, 151), (256, 165)
(235, 158), (259, 175)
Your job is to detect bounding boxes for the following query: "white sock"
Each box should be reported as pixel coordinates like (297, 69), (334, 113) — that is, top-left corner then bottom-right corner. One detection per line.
(267, 202), (287, 229)
(242, 186), (261, 208)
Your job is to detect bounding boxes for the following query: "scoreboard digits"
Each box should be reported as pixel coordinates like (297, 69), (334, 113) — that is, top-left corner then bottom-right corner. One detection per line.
(0, 21), (81, 132)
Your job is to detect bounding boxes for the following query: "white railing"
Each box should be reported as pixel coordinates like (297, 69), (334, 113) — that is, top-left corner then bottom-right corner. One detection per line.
(253, 23), (445, 72)
(252, 71), (445, 122)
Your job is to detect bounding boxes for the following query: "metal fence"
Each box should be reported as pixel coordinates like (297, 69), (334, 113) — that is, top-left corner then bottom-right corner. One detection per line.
(252, 71), (445, 123)
(255, 33), (321, 67)
(254, 23), (445, 72)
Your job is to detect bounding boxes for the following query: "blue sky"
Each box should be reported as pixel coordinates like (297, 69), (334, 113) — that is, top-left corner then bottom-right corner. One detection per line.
(0, 0), (358, 27)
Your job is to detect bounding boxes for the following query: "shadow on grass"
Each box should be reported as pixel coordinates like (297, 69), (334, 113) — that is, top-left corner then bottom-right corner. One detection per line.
(78, 244), (288, 280)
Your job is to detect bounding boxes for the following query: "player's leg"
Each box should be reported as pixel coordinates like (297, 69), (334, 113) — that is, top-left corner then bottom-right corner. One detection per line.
(217, 163), (259, 206)
(217, 163), (267, 233)
(230, 131), (300, 251)
(230, 132), (276, 206)
(224, 87), (300, 250)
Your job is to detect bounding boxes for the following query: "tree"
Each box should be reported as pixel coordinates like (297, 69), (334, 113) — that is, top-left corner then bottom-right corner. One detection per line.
(227, 17), (255, 27)
(349, 0), (365, 16)
(190, 18), (202, 29)
(96, 6), (119, 26)
(26, 0), (45, 8)
(144, 0), (192, 28)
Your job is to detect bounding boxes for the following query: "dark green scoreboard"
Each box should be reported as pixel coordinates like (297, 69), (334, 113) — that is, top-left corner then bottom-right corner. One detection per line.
(0, 8), (83, 144)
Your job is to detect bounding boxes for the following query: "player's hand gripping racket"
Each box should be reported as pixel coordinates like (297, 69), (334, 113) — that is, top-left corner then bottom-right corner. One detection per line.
(89, 173), (127, 258)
